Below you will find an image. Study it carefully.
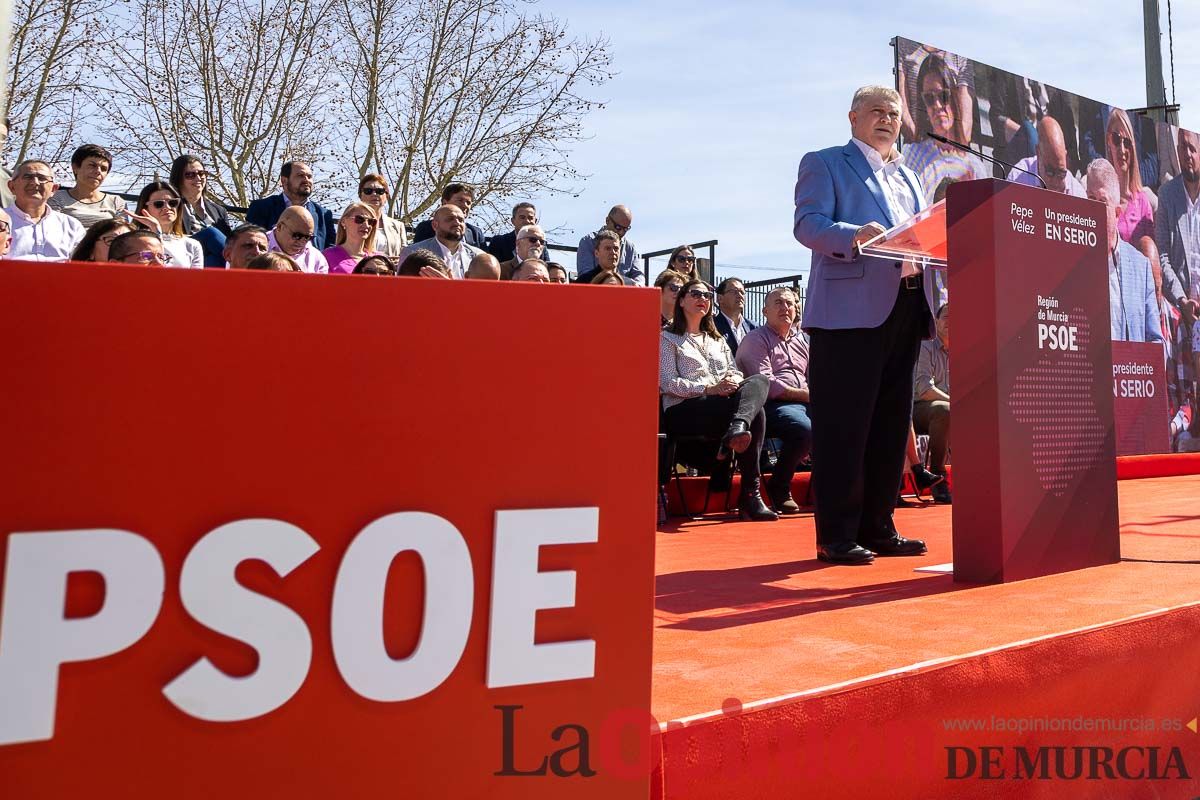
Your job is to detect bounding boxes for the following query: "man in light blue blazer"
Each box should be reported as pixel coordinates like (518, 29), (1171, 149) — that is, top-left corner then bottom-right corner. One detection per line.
(794, 84), (939, 565)
(1086, 159), (1164, 345)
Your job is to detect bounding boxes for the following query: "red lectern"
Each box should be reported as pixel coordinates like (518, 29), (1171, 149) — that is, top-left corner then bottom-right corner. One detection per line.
(946, 179), (1120, 582)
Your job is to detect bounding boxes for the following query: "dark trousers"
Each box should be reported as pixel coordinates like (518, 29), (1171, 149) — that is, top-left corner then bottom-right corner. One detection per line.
(807, 284), (928, 545)
(664, 374), (769, 480)
(764, 401), (813, 491)
(913, 399), (950, 472)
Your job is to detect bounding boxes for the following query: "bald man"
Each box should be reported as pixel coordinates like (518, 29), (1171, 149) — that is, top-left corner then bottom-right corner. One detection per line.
(1006, 116), (1086, 197)
(267, 206), (329, 273)
(575, 203), (643, 284)
(467, 252), (501, 280)
(400, 204), (484, 279)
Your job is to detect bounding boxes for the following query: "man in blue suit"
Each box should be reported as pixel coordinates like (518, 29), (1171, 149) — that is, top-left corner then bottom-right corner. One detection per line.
(246, 162), (337, 252)
(794, 85), (940, 565)
(1086, 158), (1164, 345)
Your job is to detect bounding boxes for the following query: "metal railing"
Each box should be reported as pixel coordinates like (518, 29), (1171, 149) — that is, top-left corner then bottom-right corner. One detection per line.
(731, 273), (806, 327)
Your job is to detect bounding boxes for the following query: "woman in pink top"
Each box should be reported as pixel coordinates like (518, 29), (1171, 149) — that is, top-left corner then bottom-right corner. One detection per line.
(324, 202), (379, 274)
(1105, 108), (1158, 262)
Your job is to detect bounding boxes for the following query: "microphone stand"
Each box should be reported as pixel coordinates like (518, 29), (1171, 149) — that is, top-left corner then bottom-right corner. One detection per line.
(927, 133), (1048, 190)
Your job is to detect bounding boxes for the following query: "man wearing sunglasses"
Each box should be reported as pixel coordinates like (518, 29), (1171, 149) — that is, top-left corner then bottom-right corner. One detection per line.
(246, 161), (336, 251)
(575, 204), (643, 284)
(1005, 116), (1085, 197)
(5, 160), (84, 261)
(266, 206), (329, 273)
(499, 224), (547, 280)
(793, 84), (937, 565)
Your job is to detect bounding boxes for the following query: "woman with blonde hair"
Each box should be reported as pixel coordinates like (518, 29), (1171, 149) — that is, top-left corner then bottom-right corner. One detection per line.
(1104, 108), (1158, 264)
(324, 202), (380, 274)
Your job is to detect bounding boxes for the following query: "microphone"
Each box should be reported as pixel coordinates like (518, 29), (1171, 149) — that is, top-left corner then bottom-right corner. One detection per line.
(927, 133), (1048, 190)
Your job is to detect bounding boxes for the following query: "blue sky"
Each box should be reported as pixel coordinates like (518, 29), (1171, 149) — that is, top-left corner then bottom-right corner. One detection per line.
(530, 0), (1200, 282)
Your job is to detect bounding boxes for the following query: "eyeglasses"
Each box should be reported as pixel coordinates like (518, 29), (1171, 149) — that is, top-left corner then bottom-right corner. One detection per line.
(0, 221), (9, 234)
(720, 287), (746, 296)
(674, 254), (695, 264)
(126, 250), (169, 265)
(361, 187), (387, 196)
(607, 217), (631, 234)
(1110, 131), (1134, 151)
(183, 170), (207, 179)
(361, 266), (394, 276)
(520, 236), (546, 245)
(18, 174), (53, 184)
(277, 222), (313, 243)
(1043, 165), (1069, 180)
(149, 199), (180, 210)
(922, 90), (950, 108)
(686, 289), (714, 301)
(347, 214), (377, 226)
(665, 283), (683, 294)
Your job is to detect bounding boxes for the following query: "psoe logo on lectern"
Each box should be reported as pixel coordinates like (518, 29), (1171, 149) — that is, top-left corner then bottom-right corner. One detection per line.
(0, 507), (599, 747)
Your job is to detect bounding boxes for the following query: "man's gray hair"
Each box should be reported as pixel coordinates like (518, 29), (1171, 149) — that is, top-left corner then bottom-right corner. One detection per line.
(764, 286), (799, 307)
(850, 85), (902, 113)
(1086, 158), (1121, 208)
(516, 224), (544, 241)
(13, 159), (53, 178)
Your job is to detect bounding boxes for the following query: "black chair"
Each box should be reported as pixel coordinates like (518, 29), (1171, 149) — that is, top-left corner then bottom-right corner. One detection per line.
(658, 397), (736, 519)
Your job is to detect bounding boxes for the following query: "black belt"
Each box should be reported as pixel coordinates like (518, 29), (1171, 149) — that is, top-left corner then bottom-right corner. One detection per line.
(900, 274), (922, 290)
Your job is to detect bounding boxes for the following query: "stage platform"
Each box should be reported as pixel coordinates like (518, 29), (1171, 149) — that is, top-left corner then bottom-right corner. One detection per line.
(650, 471), (1200, 799)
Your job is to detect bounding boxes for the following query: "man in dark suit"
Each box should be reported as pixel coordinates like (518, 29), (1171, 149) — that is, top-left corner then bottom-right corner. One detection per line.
(713, 277), (755, 355)
(486, 202), (538, 263)
(412, 182), (486, 248)
(793, 84), (939, 565)
(245, 162), (336, 251)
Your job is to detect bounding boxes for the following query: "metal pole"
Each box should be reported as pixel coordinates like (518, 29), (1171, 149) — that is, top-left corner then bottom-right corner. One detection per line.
(1143, 0), (1170, 124)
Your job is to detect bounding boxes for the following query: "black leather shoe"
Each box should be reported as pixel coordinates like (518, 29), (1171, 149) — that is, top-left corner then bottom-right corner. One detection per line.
(860, 533), (927, 556)
(722, 419), (752, 454)
(931, 482), (952, 504)
(767, 480), (801, 514)
(738, 478), (779, 522)
(911, 464), (944, 496)
(816, 542), (875, 565)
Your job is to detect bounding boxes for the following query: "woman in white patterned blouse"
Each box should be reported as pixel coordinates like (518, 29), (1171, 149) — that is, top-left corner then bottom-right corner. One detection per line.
(659, 279), (777, 521)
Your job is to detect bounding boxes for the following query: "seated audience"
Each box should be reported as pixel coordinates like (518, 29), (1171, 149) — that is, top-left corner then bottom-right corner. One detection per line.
(467, 252), (501, 280)
(324, 202), (379, 274)
(412, 182), (485, 248)
(512, 258), (551, 282)
(486, 202), (538, 262)
(1106, 108), (1157, 263)
(714, 277), (755, 355)
(358, 174), (408, 257)
(1088, 158), (1164, 344)
(499, 224), (547, 279)
(170, 154), (234, 267)
(734, 287), (813, 514)
(591, 270), (623, 285)
(660, 279), (777, 522)
(6, 160), (85, 260)
(398, 249), (451, 278)
(246, 161), (336, 250)
(401, 204), (482, 278)
(576, 204), (643, 283)
(655, 269), (687, 327)
(546, 262), (569, 284)
(913, 303), (952, 503)
(222, 225), (270, 269)
(575, 229), (624, 284)
(354, 255), (395, 275)
(135, 181), (203, 267)
(268, 206), (330, 273)
(70, 219), (136, 262)
(665, 245), (698, 280)
(107, 230), (168, 266)
(247, 252), (301, 272)
(48, 144), (127, 229)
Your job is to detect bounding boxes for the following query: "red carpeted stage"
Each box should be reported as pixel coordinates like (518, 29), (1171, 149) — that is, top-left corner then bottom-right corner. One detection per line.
(650, 463), (1200, 799)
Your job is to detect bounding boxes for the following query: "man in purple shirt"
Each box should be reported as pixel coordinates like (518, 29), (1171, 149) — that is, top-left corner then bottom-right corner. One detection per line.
(267, 207), (329, 273)
(735, 286), (813, 514)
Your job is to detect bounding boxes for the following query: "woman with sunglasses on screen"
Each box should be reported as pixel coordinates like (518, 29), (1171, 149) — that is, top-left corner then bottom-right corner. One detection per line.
(659, 279), (777, 522)
(902, 53), (989, 205)
(1104, 108), (1159, 264)
(324, 202), (380, 274)
(133, 181), (203, 267)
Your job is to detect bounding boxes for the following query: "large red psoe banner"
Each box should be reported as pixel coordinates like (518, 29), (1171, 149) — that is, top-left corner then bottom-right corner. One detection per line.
(0, 262), (658, 799)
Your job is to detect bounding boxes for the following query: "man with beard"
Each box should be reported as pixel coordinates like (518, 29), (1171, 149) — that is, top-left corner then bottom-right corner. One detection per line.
(247, 161), (336, 250)
(1155, 128), (1200, 328)
(401, 204), (484, 279)
(499, 224), (547, 279)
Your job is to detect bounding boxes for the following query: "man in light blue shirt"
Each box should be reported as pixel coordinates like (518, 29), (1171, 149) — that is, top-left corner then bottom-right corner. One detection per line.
(575, 204), (643, 284)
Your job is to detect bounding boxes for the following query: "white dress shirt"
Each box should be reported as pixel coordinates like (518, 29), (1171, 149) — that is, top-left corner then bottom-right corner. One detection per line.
(6, 203), (84, 261)
(433, 238), (473, 279)
(852, 137), (921, 277)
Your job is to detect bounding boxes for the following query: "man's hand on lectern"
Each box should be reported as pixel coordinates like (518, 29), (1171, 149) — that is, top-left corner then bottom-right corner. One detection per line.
(853, 222), (887, 254)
